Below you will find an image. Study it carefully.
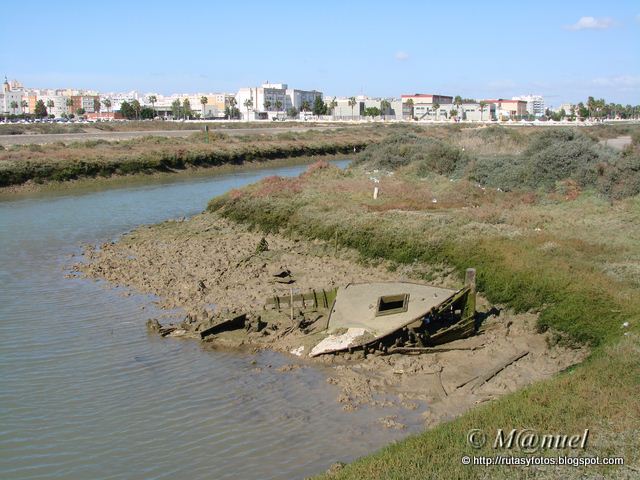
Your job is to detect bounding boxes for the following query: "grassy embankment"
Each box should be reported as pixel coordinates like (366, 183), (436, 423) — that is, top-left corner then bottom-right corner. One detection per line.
(207, 124), (640, 479)
(0, 126), (388, 188)
(0, 120), (329, 136)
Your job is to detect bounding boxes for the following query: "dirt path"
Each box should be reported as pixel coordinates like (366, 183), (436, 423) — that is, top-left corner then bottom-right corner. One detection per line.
(600, 135), (632, 150)
(74, 213), (586, 428)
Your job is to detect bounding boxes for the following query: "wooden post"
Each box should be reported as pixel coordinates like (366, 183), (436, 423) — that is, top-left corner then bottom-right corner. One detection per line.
(334, 229), (338, 257)
(464, 268), (476, 319)
(465, 268), (476, 291)
(290, 287), (294, 322)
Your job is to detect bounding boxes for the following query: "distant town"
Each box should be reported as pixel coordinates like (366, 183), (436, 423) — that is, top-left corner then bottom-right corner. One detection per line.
(1, 77), (638, 123)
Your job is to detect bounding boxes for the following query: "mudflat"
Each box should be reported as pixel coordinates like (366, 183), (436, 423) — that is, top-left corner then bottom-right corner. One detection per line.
(75, 213), (586, 428)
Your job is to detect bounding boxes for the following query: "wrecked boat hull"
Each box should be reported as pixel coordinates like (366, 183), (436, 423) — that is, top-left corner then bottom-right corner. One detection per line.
(310, 270), (477, 356)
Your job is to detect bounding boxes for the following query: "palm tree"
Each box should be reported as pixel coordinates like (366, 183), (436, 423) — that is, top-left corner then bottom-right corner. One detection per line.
(380, 99), (391, 121)
(20, 100), (28, 114)
(328, 97), (338, 118)
(479, 101), (488, 121)
(348, 96), (357, 120)
(454, 96), (463, 119)
(200, 96), (208, 119)
(275, 99), (283, 113)
(171, 99), (181, 119)
(102, 98), (112, 114)
(10, 101), (18, 115)
(595, 98), (606, 120)
(147, 95), (157, 118)
(301, 100), (311, 113)
(405, 98), (414, 120)
(587, 96), (596, 120)
(431, 102), (440, 121)
(263, 100), (271, 111)
(131, 99), (141, 120)
(228, 97), (237, 119)
(93, 97), (101, 113)
(46, 99), (55, 116)
(182, 99), (191, 119)
(243, 98), (253, 121)
(65, 98), (74, 116)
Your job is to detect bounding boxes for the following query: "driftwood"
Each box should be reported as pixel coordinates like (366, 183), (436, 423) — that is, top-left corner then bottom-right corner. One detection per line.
(471, 351), (529, 392)
(456, 375), (479, 390)
(199, 314), (247, 339)
(385, 345), (484, 355)
(436, 366), (448, 397)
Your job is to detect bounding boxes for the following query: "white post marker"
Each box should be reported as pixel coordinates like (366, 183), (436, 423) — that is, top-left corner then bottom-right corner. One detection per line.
(373, 186), (379, 199)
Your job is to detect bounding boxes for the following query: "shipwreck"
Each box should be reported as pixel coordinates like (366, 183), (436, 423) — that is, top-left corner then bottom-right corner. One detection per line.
(149, 268), (478, 358)
(265, 268), (477, 357)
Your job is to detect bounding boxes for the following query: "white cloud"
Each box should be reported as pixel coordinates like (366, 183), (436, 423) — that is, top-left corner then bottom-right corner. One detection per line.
(565, 16), (614, 31)
(395, 51), (409, 61)
(592, 75), (640, 89)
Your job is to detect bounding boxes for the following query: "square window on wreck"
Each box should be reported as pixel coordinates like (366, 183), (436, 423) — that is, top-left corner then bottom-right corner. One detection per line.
(375, 293), (409, 316)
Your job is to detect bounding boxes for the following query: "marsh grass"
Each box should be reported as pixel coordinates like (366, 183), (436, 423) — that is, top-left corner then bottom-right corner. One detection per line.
(0, 127), (386, 187)
(207, 152), (640, 478)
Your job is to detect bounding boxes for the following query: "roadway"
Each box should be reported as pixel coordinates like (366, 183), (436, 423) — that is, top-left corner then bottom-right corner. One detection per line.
(0, 125), (340, 146)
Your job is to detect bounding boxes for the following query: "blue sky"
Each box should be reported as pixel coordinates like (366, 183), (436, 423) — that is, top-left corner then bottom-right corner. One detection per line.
(1, 0), (638, 104)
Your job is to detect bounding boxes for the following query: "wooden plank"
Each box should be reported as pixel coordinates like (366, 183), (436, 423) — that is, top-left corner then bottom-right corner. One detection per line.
(386, 345), (484, 355)
(471, 351), (529, 392)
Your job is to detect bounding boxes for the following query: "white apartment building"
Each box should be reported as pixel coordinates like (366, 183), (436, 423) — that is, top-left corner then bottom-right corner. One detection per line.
(1, 78), (24, 115)
(557, 103), (575, 114)
(235, 83), (322, 119)
(38, 95), (70, 117)
(80, 96), (98, 113)
(512, 94), (545, 117)
(99, 91), (142, 112)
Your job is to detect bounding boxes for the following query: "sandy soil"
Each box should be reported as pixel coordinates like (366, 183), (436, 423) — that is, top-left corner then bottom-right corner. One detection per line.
(74, 212), (587, 428)
(599, 135), (632, 151)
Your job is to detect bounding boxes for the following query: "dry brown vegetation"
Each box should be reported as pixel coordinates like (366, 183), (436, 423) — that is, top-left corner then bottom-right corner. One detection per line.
(206, 126), (640, 478)
(0, 126), (388, 187)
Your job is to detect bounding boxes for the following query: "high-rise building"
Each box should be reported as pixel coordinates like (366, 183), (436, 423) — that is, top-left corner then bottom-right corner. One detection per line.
(512, 94), (545, 117)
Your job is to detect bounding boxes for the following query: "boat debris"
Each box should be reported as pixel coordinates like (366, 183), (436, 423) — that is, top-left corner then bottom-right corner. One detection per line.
(146, 268), (478, 359)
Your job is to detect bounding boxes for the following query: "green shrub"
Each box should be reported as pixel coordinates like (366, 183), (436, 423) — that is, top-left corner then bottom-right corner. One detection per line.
(466, 155), (525, 188)
(598, 148), (640, 198)
(355, 133), (467, 175)
(520, 131), (614, 190)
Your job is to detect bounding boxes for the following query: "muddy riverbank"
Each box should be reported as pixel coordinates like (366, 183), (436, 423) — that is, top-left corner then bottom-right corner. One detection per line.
(0, 154), (346, 196)
(76, 212), (586, 428)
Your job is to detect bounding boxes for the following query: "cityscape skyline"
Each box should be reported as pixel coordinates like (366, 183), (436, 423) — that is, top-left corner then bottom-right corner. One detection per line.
(1, 1), (639, 104)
